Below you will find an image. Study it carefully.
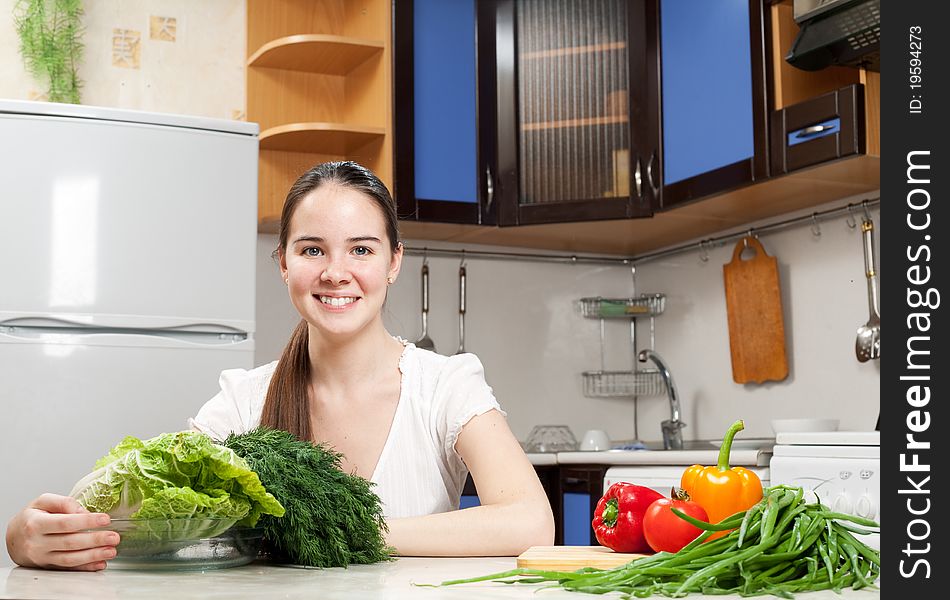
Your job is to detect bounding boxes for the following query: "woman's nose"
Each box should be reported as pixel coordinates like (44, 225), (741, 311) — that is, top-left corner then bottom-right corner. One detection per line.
(320, 257), (351, 285)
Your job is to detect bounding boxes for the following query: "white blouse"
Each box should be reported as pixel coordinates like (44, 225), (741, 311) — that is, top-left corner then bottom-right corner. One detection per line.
(188, 341), (504, 519)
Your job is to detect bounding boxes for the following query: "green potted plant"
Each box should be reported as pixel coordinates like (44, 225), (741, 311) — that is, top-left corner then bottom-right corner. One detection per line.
(13, 0), (85, 103)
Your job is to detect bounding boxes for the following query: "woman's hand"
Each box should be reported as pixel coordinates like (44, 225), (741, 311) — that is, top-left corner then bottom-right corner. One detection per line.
(5, 494), (119, 571)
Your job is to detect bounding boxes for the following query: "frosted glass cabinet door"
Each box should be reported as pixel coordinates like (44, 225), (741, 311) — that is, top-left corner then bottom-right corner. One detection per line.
(501, 0), (655, 225)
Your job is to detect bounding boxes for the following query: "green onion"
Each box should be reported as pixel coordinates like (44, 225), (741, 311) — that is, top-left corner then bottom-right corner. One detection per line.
(435, 485), (879, 597)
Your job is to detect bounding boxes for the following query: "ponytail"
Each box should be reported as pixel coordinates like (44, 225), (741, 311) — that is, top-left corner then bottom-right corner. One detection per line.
(261, 319), (312, 440)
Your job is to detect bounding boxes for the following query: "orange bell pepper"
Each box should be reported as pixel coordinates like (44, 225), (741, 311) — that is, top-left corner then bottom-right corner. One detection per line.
(680, 420), (763, 538)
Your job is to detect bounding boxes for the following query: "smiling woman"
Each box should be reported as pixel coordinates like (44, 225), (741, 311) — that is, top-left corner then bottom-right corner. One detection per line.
(204, 161), (554, 554)
(5, 161), (554, 570)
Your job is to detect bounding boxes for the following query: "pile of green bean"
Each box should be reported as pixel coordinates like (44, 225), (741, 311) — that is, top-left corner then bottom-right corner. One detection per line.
(440, 485), (880, 598)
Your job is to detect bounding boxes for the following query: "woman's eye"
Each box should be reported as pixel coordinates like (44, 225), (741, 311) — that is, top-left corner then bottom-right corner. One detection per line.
(303, 247), (323, 257)
(353, 246), (372, 256)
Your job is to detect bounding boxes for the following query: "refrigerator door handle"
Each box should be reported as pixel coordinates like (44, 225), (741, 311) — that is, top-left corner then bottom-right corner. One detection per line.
(0, 320), (249, 347)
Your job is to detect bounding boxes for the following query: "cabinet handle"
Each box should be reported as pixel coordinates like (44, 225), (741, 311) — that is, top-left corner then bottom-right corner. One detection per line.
(647, 151), (659, 197)
(634, 155), (642, 199)
(795, 124), (834, 139)
(485, 166), (494, 213)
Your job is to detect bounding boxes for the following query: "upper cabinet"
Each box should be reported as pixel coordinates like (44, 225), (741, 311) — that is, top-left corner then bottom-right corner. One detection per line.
(396, 0), (652, 226)
(491, 0), (653, 225)
(395, 0), (769, 226)
(248, 0), (392, 230)
(655, 0), (769, 210)
(394, 0), (483, 224)
(378, 1), (878, 254)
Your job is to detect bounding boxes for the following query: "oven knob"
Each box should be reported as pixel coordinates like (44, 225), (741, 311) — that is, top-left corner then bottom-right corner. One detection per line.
(855, 494), (877, 520)
(832, 493), (853, 514)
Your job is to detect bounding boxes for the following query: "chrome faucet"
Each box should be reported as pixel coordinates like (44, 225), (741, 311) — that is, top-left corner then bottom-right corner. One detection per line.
(637, 349), (686, 450)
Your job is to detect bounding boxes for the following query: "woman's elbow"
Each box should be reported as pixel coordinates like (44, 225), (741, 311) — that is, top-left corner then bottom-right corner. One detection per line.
(518, 495), (555, 550)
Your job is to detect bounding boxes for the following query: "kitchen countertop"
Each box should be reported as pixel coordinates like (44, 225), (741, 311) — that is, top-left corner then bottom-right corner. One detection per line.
(555, 448), (771, 467)
(523, 452), (558, 466)
(0, 558), (880, 599)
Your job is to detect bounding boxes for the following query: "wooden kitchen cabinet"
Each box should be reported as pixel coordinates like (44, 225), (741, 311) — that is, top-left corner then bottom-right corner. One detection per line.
(394, 0), (652, 226)
(395, 0), (770, 225)
(394, 0), (878, 255)
(248, 0), (392, 230)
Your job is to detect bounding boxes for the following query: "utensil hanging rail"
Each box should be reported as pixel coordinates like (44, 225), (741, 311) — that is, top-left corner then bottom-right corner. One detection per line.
(401, 197), (880, 266)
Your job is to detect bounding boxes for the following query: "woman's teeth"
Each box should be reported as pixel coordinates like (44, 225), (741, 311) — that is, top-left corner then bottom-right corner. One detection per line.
(319, 296), (357, 307)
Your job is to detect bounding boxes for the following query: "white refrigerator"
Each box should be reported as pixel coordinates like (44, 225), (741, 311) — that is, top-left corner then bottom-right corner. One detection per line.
(0, 100), (259, 560)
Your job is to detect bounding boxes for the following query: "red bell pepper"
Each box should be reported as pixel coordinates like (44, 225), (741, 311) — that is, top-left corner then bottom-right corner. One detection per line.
(591, 482), (663, 553)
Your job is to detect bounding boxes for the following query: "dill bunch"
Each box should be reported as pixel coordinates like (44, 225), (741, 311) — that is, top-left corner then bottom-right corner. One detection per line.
(223, 427), (393, 567)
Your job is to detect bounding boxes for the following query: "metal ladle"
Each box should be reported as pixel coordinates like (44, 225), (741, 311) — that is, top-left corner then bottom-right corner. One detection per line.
(855, 216), (880, 362)
(455, 257), (467, 355)
(414, 258), (435, 351)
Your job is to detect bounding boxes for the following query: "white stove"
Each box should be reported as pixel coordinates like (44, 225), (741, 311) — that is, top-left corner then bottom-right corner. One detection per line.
(769, 431), (880, 550)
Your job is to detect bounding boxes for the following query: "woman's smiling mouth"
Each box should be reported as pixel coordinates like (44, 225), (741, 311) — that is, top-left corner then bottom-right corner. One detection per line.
(316, 295), (360, 308)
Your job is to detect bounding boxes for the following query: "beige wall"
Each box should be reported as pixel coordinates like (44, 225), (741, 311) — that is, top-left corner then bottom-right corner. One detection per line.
(0, 0), (245, 119)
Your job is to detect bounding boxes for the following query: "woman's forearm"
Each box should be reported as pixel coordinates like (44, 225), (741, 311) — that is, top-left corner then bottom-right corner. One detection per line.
(385, 498), (554, 557)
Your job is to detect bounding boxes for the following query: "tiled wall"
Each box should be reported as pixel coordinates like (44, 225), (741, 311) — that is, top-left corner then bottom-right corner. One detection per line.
(0, 0), (245, 119)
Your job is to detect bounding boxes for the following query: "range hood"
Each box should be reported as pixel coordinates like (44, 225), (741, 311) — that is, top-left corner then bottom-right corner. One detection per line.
(786, 0), (880, 72)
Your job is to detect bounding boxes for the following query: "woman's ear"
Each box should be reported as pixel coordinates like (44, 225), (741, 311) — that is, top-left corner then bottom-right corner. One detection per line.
(277, 247), (289, 284)
(388, 242), (404, 283)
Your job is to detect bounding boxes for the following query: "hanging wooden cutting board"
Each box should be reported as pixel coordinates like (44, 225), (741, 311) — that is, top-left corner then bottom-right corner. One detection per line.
(722, 236), (789, 384)
(516, 546), (648, 571)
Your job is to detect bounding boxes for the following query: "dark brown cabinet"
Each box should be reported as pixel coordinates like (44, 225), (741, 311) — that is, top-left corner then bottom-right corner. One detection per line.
(395, 0), (772, 227)
(770, 83), (867, 175)
(392, 1), (879, 256)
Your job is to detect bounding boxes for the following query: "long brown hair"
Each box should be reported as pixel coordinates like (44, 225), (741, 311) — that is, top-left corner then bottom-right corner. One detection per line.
(261, 161), (401, 441)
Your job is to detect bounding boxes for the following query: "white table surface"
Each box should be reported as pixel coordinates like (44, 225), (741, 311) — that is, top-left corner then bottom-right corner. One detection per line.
(0, 557), (881, 600)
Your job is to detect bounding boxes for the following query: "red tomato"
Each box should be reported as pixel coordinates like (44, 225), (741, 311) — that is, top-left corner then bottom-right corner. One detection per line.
(642, 489), (709, 554)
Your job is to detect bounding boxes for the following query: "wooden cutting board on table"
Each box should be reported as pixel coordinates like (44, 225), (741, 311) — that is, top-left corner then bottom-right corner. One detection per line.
(517, 546), (649, 571)
(722, 237), (789, 384)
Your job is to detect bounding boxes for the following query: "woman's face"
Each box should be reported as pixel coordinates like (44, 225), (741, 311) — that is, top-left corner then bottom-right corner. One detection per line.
(279, 184), (402, 341)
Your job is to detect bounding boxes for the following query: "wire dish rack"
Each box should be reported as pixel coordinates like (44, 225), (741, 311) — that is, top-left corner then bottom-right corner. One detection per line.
(578, 294), (666, 318)
(582, 369), (666, 398)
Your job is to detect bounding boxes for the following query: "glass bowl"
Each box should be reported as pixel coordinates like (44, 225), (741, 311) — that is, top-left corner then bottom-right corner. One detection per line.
(89, 518), (264, 570)
(524, 425), (578, 453)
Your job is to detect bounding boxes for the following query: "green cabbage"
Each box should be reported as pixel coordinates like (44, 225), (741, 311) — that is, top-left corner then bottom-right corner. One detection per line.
(69, 431), (285, 533)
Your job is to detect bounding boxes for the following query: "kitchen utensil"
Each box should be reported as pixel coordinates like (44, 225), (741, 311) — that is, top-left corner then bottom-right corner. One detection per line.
(580, 429), (611, 451)
(413, 260), (435, 351)
(723, 236), (789, 383)
(524, 425), (578, 453)
(517, 546), (648, 570)
(855, 217), (881, 362)
(87, 518), (263, 570)
(770, 418), (839, 434)
(454, 261), (466, 354)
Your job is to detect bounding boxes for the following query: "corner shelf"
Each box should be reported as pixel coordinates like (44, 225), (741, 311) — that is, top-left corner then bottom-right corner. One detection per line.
(248, 34), (384, 74)
(247, 0), (392, 229)
(259, 123), (386, 153)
